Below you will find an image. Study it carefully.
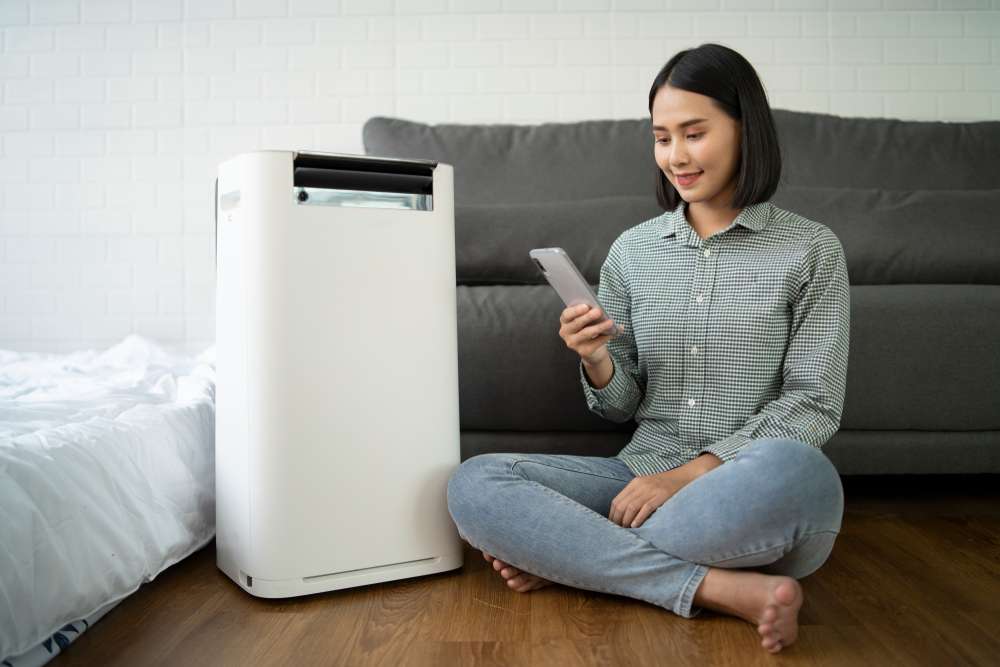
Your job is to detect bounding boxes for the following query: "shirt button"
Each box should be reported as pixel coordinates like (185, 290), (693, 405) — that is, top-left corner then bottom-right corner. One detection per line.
(703, 249), (710, 257)
(696, 293), (704, 303)
(690, 345), (698, 355)
(688, 398), (696, 407)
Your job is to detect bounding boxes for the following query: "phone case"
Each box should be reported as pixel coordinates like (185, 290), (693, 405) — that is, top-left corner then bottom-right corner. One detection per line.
(529, 247), (625, 336)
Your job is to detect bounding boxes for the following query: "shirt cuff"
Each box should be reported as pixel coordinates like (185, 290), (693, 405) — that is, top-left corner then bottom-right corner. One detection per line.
(579, 355), (637, 416)
(698, 432), (753, 464)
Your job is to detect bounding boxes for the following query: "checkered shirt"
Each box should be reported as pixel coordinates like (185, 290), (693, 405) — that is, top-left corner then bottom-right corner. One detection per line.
(579, 200), (851, 476)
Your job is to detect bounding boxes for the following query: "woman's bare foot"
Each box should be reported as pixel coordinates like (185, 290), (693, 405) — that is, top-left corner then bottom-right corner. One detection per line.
(481, 550), (553, 593)
(692, 567), (803, 654)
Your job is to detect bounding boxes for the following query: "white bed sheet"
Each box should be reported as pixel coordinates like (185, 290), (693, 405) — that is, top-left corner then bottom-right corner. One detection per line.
(0, 335), (216, 661)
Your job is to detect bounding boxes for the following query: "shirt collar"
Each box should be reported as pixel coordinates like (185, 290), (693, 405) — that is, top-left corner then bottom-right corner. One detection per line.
(659, 200), (772, 242)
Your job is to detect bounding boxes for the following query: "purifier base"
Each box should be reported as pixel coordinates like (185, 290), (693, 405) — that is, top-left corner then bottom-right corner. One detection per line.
(217, 549), (465, 599)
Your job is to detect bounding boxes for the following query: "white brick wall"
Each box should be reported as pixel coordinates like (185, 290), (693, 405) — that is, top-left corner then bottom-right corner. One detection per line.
(1, 0), (999, 354)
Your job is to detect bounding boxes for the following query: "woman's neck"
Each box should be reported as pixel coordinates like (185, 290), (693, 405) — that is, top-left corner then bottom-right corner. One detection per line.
(684, 200), (743, 240)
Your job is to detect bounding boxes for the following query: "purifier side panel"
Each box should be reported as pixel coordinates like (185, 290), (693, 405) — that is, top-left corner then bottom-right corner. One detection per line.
(215, 156), (252, 581)
(239, 151), (297, 578)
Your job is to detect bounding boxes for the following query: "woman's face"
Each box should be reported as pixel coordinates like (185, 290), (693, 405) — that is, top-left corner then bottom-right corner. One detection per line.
(651, 84), (742, 209)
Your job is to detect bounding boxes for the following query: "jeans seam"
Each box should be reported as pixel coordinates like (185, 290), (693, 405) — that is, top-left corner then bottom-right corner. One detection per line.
(508, 457), (633, 483)
(702, 528), (840, 566)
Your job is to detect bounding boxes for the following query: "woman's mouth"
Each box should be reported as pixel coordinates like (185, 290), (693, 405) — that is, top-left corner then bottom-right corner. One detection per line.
(675, 171), (703, 187)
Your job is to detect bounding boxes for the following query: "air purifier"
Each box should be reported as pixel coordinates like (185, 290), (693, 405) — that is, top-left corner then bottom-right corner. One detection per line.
(214, 150), (463, 598)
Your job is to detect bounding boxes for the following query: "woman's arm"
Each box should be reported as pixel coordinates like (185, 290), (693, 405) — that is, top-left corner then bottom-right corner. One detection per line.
(579, 237), (644, 422)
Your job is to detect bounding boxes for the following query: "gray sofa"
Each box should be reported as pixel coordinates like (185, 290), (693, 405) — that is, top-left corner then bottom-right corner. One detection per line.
(362, 111), (1000, 475)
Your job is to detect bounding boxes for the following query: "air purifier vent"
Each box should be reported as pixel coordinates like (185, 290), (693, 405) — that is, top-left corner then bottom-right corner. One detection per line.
(303, 556), (442, 584)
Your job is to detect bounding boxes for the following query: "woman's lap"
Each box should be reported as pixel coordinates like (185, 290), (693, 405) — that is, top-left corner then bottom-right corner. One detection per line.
(504, 452), (636, 518)
(449, 438), (844, 580)
(447, 449), (706, 616)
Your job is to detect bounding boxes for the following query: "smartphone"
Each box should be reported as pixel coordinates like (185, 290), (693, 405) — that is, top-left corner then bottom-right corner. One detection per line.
(529, 247), (624, 337)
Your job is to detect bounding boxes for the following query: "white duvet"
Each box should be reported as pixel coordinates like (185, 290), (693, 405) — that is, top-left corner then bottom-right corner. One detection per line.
(0, 335), (216, 660)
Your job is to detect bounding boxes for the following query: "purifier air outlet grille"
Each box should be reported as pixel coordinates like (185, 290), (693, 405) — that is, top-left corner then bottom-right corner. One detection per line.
(293, 153), (435, 195)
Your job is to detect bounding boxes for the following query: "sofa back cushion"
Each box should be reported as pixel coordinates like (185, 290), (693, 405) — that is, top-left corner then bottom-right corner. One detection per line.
(772, 109), (1000, 191)
(363, 111), (1000, 200)
(770, 186), (999, 285)
(451, 187), (1000, 286)
(364, 116), (657, 206)
(364, 112), (1000, 287)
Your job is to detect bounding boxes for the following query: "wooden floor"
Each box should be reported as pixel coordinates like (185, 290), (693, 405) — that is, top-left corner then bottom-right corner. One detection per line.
(53, 474), (1000, 666)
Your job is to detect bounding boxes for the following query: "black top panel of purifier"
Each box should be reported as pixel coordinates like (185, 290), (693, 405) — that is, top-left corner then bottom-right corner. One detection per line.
(293, 153), (436, 195)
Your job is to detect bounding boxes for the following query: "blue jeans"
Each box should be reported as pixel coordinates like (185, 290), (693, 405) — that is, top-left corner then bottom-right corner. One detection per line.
(446, 438), (843, 619)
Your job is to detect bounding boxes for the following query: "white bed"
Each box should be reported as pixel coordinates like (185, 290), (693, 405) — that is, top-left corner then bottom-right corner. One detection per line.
(0, 335), (216, 665)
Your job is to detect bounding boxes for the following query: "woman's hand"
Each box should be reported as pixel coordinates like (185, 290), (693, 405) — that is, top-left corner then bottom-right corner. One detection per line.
(559, 304), (617, 365)
(609, 469), (689, 528)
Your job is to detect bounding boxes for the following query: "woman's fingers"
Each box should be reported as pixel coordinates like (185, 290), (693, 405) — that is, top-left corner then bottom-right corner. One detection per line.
(559, 304), (616, 361)
(561, 303), (589, 323)
(630, 506), (653, 528)
(577, 318), (614, 343)
(563, 305), (605, 331)
(610, 489), (644, 528)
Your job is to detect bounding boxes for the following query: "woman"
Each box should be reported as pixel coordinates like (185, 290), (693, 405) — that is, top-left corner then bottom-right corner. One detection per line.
(446, 43), (850, 655)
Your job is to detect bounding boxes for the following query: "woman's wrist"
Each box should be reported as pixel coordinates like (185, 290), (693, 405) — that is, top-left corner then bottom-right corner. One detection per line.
(582, 352), (613, 389)
(670, 452), (724, 486)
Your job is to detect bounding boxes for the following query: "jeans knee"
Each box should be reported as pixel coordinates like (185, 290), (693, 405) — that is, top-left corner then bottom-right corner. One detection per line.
(448, 453), (520, 549)
(755, 437), (819, 465)
(762, 530), (839, 580)
(757, 438), (836, 479)
(446, 454), (505, 526)
(753, 438), (844, 530)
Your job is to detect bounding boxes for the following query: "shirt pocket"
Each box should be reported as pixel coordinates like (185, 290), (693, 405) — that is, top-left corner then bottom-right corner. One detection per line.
(748, 270), (786, 300)
(715, 269), (792, 343)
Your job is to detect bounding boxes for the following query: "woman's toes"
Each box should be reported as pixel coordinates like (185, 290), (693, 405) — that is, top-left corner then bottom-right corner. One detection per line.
(512, 575), (544, 592)
(760, 605), (777, 624)
(757, 623), (773, 637)
(482, 555), (551, 593)
(496, 560), (528, 581)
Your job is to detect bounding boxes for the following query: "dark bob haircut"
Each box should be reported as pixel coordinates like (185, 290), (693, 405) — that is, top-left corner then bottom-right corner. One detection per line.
(648, 43), (781, 212)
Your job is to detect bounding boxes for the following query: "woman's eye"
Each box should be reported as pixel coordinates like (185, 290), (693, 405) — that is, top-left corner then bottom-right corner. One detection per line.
(656, 134), (701, 144)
